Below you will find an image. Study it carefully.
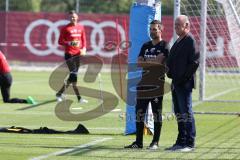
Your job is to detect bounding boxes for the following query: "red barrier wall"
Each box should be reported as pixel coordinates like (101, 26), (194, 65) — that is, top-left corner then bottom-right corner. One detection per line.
(0, 12), (237, 66)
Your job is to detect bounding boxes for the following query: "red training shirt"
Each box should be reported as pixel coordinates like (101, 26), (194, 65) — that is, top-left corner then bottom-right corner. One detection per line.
(0, 51), (11, 74)
(58, 23), (86, 55)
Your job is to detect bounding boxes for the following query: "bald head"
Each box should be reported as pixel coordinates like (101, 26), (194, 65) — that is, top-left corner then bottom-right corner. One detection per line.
(177, 15), (190, 26)
(175, 15), (190, 38)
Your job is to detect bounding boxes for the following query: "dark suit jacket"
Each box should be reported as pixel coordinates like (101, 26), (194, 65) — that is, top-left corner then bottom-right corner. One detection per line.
(166, 33), (199, 88)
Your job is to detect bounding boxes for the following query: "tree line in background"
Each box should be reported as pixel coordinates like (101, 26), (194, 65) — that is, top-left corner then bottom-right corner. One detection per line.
(0, 0), (220, 15)
(0, 0), (173, 15)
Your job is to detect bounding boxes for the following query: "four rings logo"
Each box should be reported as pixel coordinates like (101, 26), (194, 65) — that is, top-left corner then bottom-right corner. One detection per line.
(24, 19), (126, 57)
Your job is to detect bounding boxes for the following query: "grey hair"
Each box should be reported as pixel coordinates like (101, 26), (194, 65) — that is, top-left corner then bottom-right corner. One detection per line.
(179, 15), (190, 27)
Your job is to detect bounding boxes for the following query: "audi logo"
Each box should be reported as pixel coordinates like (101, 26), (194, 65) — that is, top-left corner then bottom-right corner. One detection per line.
(24, 19), (126, 57)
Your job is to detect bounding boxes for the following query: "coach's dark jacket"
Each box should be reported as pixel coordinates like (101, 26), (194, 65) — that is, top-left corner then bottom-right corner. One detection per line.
(166, 33), (200, 88)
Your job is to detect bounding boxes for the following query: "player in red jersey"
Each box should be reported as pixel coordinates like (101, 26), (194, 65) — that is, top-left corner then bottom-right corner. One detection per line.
(56, 10), (88, 103)
(0, 50), (36, 104)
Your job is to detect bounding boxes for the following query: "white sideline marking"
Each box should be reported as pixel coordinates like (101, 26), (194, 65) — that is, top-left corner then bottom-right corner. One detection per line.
(205, 88), (240, 101)
(193, 101), (203, 107)
(193, 87), (240, 107)
(71, 107), (83, 110)
(30, 137), (113, 160)
(68, 148), (90, 155)
(112, 108), (121, 112)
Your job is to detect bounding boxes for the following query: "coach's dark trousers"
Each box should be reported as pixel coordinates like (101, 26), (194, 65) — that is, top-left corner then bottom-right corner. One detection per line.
(172, 80), (196, 148)
(135, 96), (163, 145)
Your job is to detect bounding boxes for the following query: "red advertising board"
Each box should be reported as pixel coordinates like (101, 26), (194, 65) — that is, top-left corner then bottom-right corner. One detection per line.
(0, 12), (130, 63)
(0, 12), (238, 66)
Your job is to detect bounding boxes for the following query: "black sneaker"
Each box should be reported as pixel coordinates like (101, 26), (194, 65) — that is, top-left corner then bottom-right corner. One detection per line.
(124, 142), (143, 149)
(147, 142), (159, 150)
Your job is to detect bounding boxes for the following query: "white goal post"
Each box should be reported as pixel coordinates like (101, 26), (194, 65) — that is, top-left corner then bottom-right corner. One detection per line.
(177, 0), (240, 102)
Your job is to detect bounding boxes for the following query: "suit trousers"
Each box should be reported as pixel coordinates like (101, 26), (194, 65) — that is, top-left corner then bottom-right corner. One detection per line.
(172, 80), (196, 147)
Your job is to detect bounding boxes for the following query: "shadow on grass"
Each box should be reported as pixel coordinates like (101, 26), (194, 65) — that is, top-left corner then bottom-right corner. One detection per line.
(16, 99), (56, 111)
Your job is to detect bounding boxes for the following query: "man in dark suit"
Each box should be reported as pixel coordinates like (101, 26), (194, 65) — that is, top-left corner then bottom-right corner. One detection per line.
(166, 15), (199, 152)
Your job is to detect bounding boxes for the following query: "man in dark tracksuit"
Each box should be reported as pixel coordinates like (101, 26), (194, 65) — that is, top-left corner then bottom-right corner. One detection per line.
(125, 20), (169, 150)
(166, 15), (199, 152)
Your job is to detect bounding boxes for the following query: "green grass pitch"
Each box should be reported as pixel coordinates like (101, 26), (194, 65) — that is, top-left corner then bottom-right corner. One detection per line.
(0, 70), (239, 160)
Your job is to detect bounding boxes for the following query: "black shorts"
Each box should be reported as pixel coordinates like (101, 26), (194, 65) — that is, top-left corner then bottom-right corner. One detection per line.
(0, 72), (12, 87)
(65, 53), (80, 83)
(68, 72), (77, 82)
(0, 72), (12, 102)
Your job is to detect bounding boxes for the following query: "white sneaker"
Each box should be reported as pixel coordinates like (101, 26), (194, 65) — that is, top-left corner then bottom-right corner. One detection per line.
(79, 98), (88, 103)
(56, 96), (63, 102)
(179, 147), (195, 152)
(56, 94), (64, 102)
(147, 142), (159, 150)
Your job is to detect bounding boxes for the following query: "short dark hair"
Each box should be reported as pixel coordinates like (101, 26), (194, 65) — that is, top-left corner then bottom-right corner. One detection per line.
(150, 20), (164, 31)
(69, 10), (77, 14)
